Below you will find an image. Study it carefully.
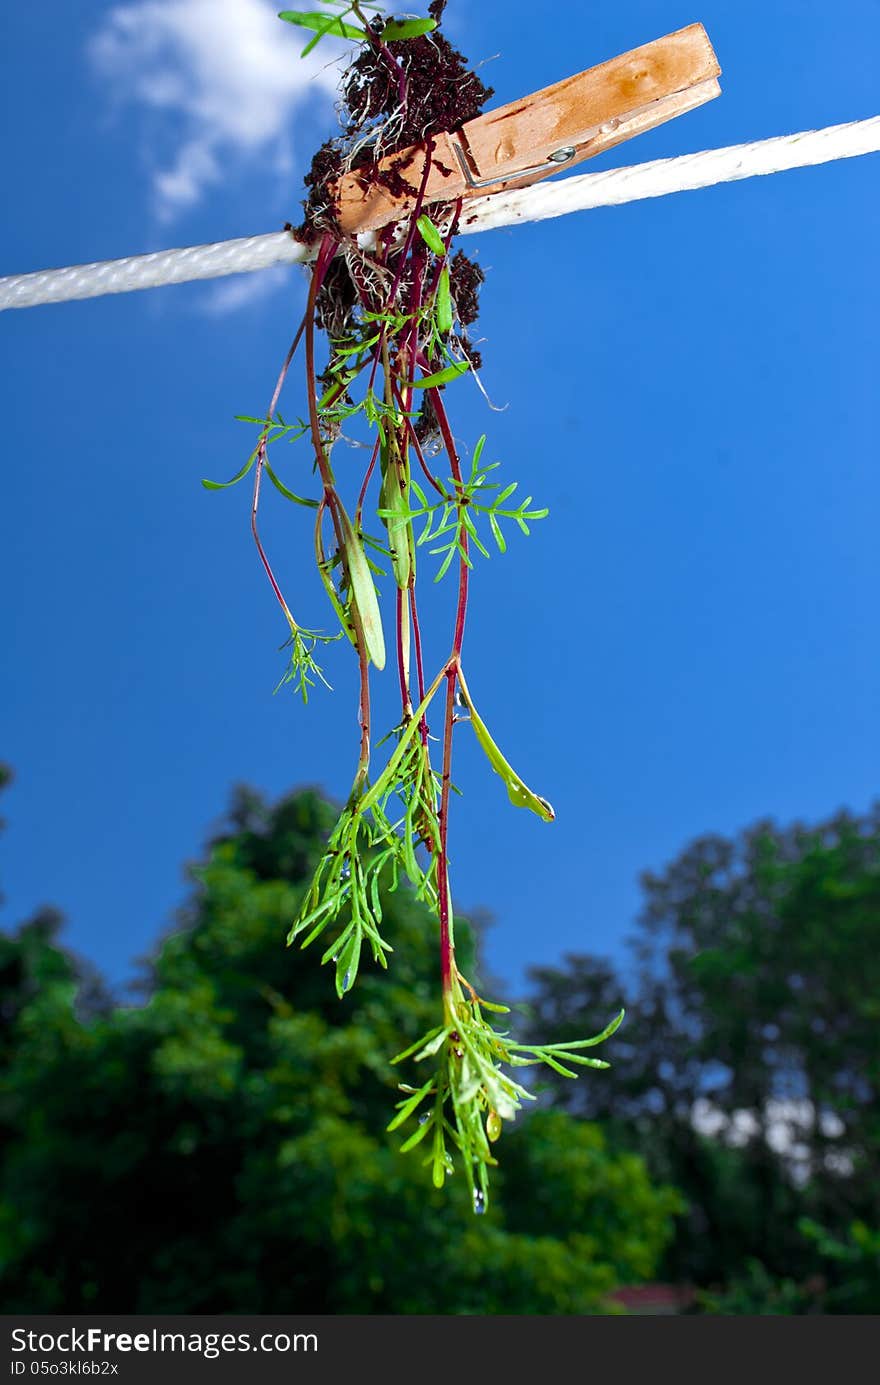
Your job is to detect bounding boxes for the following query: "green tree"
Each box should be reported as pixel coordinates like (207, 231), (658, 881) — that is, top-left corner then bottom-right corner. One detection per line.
(527, 806), (880, 1295)
(699, 1220), (880, 1315)
(0, 784), (680, 1313)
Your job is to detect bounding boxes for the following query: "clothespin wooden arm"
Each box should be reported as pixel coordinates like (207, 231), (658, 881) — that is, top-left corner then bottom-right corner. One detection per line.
(334, 23), (721, 235)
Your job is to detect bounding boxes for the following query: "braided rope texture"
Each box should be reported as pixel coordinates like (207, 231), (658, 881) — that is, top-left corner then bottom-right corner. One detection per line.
(1, 118), (878, 311)
(462, 115), (880, 231)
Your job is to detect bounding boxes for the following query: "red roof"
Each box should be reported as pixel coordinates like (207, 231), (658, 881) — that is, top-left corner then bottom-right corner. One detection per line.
(610, 1284), (695, 1314)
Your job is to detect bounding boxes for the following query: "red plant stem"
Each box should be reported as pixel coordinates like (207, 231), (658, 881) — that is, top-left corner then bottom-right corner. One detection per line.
(404, 239), (426, 384)
(250, 310), (308, 620)
(422, 199), (462, 303)
(420, 381), (470, 1003)
(391, 379), (446, 496)
(436, 668), (458, 997)
(356, 137), (436, 409)
(384, 138), (436, 309)
(350, 1), (408, 111)
(355, 434), (382, 526)
(304, 240), (343, 509)
(306, 233), (373, 785)
(391, 246), (470, 1001)
(408, 584), (428, 730)
(309, 178), (470, 1001)
(353, 621), (372, 788)
(427, 380), (470, 653)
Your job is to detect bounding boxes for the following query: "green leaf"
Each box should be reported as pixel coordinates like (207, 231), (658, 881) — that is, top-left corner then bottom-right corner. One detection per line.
(544, 1009), (625, 1048)
(391, 1026), (449, 1065)
(398, 1117), (434, 1153)
(488, 511), (507, 554)
(201, 453), (256, 490)
(433, 544), (457, 582)
(456, 677), (555, 823)
(462, 511), (490, 559)
(320, 922), (352, 967)
(412, 360), (470, 390)
(382, 18), (438, 40)
(413, 1028), (452, 1062)
(335, 928), (361, 998)
(416, 214), (447, 257)
(435, 267), (453, 334)
(379, 459), (412, 589)
(336, 501), (386, 670)
(386, 1078), (435, 1132)
(409, 478), (429, 510)
(317, 561), (357, 649)
(264, 463), (319, 507)
(431, 1124), (448, 1188)
(278, 11), (364, 40)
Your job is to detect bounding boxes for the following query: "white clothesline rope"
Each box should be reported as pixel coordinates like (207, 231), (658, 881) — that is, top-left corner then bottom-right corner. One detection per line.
(1, 116), (878, 312)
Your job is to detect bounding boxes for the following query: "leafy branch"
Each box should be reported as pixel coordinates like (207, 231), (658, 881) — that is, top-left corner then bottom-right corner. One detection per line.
(278, 4), (437, 57)
(275, 625), (340, 703)
(382, 435), (550, 580)
(389, 990), (626, 1213)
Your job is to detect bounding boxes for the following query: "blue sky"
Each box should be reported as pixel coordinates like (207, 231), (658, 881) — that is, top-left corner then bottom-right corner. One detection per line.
(1, 0), (878, 998)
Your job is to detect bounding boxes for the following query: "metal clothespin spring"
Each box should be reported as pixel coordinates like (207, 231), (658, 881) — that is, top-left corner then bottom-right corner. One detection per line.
(450, 140), (578, 190)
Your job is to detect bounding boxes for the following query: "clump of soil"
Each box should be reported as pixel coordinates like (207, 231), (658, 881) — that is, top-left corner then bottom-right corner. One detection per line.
(296, 5), (493, 233)
(293, 5), (489, 430)
(342, 13), (493, 159)
(448, 250), (483, 328)
(448, 248), (485, 368)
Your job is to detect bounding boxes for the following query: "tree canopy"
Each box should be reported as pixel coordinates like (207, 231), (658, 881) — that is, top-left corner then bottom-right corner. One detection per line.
(0, 782), (679, 1313)
(527, 805), (880, 1303)
(3, 767), (876, 1313)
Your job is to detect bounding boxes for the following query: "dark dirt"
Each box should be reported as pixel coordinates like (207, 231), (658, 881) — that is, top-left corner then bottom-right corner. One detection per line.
(293, 6), (489, 430)
(448, 250), (484, 329)
(343, 20), (493, 158)
(295, 4), (492, 233)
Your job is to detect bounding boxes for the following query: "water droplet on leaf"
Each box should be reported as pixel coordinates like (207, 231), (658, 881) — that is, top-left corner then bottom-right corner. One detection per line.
(341, 969), (351, 992)
(418, 1113), (430, 1126)
(486, 1110), (502, 1142)
(473, 1188), (486, 1215)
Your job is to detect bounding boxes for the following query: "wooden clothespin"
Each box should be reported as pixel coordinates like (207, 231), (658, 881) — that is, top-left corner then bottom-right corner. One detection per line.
(335, 23), (721, 235)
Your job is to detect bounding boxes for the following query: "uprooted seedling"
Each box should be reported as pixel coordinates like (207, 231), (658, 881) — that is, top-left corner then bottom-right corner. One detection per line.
(204, 1), (622, 1213)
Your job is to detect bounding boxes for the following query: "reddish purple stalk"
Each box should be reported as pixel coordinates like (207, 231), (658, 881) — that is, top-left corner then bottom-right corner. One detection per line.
(298, 155), (473, 1004)
(250, 311), (308, 620)
(305, 232), (374, 788)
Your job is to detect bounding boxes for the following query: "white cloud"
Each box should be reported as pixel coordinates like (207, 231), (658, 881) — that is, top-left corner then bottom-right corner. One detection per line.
(89, 0), (344, 222)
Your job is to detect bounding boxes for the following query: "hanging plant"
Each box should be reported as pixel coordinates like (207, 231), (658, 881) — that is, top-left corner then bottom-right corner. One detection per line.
(205, 0), (622, 1214)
